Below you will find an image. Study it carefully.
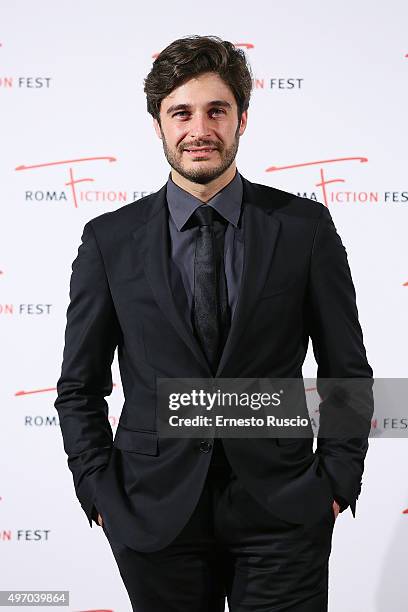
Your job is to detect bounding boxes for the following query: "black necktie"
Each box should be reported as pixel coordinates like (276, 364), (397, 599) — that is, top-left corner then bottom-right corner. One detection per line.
(191, 205), (230, 373)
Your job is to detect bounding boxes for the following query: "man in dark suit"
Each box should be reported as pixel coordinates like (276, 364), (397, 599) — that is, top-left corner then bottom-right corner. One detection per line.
(54, 35), (373, 611)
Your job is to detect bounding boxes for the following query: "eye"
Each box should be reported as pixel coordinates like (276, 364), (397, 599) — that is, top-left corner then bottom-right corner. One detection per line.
(172, 108), (225, 118)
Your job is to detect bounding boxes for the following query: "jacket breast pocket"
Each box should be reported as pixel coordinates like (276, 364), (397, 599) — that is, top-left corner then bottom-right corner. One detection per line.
(113, 425), (159, 455)
(260, 278), (301, 299)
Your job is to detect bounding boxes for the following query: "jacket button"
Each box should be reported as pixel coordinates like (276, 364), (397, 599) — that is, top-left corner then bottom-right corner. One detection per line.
(199, 440), (213, 453)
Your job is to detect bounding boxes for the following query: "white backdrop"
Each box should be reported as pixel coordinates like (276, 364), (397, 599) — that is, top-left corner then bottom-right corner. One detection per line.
(1, 1), (408, 610)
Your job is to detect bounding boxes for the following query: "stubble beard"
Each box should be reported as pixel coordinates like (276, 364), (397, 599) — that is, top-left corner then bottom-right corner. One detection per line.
(160, 124), (241, 185)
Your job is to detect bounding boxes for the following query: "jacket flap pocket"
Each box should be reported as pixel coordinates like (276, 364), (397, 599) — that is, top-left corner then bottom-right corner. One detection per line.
(276, 437), (302, 446)
(114, 426), (159, 455)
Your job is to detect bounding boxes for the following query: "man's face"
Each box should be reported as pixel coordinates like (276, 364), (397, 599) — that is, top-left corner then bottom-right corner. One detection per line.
(153, 72), (247, 185)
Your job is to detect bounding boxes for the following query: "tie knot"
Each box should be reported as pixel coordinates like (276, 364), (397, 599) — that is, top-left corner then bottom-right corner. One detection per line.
(191, 205), (215, 228)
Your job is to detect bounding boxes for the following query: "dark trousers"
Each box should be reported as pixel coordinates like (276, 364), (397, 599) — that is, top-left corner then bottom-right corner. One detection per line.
(102, 440), (335, 611)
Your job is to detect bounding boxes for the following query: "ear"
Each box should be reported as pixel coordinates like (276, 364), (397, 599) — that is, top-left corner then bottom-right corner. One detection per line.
(239, 110), (248, 136)
(153, 118), (162, 140)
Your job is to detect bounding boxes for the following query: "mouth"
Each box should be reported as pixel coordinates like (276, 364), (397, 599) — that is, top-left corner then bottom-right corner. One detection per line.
(183, 148), (217, 157)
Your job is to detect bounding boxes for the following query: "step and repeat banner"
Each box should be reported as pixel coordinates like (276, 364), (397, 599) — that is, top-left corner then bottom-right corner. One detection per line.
(1, 1), (407, 611)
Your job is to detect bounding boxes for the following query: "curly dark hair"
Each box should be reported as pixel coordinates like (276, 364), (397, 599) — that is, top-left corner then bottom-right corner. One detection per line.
(143, 35), (253, 126)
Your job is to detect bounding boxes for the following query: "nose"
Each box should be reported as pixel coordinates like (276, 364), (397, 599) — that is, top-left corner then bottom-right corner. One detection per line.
(188, 112), (212, 140)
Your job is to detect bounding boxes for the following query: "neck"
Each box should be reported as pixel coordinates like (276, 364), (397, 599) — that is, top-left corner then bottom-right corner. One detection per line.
(170, 164), (237, 203)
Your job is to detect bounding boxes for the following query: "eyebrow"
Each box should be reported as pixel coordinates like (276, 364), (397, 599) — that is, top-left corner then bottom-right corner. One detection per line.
(166, 100), (232, 115)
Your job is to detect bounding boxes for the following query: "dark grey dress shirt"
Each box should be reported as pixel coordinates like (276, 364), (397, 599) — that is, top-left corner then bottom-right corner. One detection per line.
(165, 168), (245, 334)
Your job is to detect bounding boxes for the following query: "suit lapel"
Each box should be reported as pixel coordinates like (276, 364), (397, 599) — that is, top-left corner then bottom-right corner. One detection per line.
(139, 174), (281, 377)
(143, 186), (213, 374)
(215, 178), (281, 376)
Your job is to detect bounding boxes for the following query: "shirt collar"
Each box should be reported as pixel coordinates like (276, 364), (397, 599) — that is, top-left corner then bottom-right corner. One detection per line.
(166, 168), (243, 231)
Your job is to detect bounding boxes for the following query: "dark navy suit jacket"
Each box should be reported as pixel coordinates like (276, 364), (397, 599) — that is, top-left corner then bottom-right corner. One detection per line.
(54, 173), (373, 552)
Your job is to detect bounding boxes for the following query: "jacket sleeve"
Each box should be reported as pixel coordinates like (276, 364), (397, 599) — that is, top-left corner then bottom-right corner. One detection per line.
(306, 204), (374, 518)
(54, 220), (121, 527)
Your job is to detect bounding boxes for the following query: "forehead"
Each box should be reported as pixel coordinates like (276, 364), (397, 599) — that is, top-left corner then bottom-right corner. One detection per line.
(161, 72), (236, 109)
